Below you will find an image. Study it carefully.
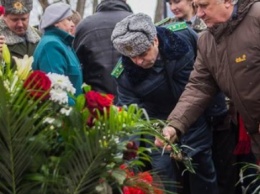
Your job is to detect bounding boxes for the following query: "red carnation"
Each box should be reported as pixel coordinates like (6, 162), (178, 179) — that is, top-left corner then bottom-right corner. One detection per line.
(85, 91), (114, 114)
(23, 70), (51, 100)
(122, 172), (154, 194)
(123, 186), (146, 194)
(137, 172), (153, 184)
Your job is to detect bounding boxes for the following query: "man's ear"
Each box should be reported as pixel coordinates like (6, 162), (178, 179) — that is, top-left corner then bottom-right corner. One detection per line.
(223, 0), (233, 8)
(154, 36), (159, 47)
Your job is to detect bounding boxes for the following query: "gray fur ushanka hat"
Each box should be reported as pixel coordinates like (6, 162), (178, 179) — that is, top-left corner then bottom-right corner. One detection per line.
(0, 0), (33, 14)
(111, 13), (157, 57)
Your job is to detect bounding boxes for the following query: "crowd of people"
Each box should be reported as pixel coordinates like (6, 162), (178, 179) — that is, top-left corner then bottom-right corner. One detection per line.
(0, 0), (259, 194)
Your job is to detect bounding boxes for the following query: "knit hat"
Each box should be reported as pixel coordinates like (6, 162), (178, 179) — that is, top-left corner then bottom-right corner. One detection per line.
(111, 13), (157, 57)
(0, 0), (32, 14)
(39, 2), (73, 31)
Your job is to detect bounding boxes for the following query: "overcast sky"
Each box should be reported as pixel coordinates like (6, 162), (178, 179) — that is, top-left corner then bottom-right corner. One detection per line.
(30, 0), (157, 26)
(127, 0), (157, 19)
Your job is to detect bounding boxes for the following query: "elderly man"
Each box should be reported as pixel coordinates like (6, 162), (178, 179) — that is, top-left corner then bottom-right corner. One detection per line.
(155, 0), (260, 165)
(0, 0), (40, 59)
(111, 13), (219, 194)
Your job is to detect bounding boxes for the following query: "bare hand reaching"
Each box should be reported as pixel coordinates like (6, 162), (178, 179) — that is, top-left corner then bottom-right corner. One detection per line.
(154, 125), (179, 150)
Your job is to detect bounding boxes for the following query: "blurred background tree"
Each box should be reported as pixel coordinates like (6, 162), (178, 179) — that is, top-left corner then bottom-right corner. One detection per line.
(32, 0), (166, 26)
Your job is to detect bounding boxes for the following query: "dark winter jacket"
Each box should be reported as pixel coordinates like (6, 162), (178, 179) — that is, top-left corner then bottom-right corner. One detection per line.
(73, 0), (132, 98)
(116, 27), (212, 156)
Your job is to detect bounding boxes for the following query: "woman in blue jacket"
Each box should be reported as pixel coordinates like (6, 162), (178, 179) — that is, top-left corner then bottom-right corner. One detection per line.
(33, 2), (82, 98)
(111, 13), (218, 194)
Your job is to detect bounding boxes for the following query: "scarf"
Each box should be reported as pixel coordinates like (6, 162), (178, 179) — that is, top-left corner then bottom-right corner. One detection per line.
(233, 114), (251, 155)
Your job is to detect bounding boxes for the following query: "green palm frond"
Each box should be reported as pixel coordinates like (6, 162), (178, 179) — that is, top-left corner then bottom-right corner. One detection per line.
(0, 77), (53, 194)
(56, 128), (116, 194)
(43, 103), (154, 194)
(0, 74), (170, 194)
(239, 162), (260, 194)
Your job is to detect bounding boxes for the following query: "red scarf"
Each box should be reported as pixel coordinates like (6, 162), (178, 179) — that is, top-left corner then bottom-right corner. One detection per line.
(233, 114), (251, 155)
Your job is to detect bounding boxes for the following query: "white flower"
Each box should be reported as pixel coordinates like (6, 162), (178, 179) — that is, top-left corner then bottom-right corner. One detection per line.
(13, 55), (33, 80)
(50, 88), (68, 105)
(47, 73), (76, 94)
(60, 107), (72, 116)
(43, 117), (55, 124)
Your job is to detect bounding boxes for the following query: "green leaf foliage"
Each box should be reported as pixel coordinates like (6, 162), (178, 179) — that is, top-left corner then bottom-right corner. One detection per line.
(0, 76), (53, 194)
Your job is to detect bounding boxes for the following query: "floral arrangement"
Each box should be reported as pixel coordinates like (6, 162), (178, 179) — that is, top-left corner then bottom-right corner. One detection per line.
(0, 53), (168, 194)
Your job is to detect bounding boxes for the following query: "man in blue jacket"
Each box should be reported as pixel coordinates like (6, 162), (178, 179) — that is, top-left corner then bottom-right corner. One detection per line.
(111, 13), (218, 194)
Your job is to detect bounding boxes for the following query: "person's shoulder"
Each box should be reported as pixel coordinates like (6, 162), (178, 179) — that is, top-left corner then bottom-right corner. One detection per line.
(111, 58), (124, 79)
(249, 1), (260, 17)
(156, 17), (189, 33)
(156, 17), (188, 31)
(197, 29), (211, 40)
(164, 21), (189, 32)
(37, 34), (60, 48)
(155, 17), (174, 26)
(162, 21), (197, 40)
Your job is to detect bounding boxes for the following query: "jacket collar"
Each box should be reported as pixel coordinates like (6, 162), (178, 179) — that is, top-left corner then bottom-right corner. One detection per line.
(96, 0), (132, 12)
(209, 0), (259, 42)
(122, 27), (189, 85)
(44, 26), (74, 46)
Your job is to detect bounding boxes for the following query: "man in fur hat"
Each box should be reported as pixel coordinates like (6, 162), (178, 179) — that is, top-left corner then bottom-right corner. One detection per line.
(0, 0), (40, 59)
(111, 13), (218, 194)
